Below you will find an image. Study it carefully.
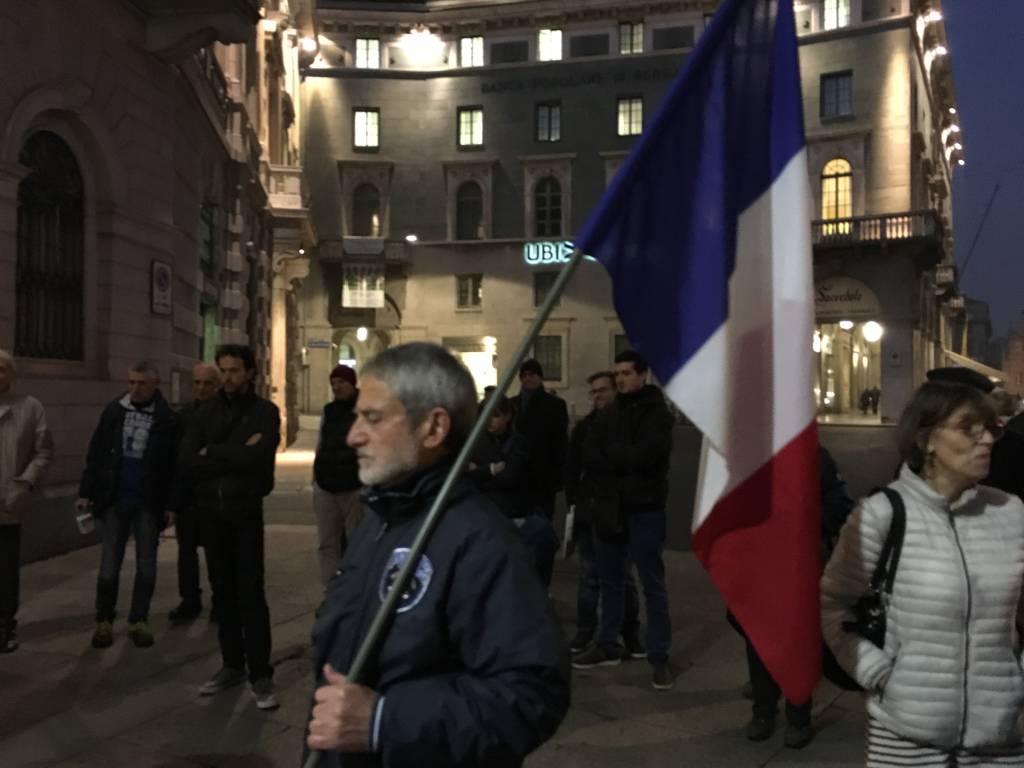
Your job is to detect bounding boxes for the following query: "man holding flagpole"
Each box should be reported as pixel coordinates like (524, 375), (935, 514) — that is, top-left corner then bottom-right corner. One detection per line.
(573, 0), (821, 706)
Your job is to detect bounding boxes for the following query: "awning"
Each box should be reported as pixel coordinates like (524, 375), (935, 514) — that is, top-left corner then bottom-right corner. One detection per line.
(942, 349), (1006, 384)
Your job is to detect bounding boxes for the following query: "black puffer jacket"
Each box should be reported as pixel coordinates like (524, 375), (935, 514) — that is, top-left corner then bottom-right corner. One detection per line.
(78, 391), (180, 514)
(313, 395), (360, 493)
(309, 460), (570, 768)
(467, 428), (531, 519)
(178, 389), (279, 520)
(582, 385), (673, 510)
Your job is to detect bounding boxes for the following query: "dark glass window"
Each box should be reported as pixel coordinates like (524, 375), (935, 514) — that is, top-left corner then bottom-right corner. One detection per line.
(534, 177), (562, 237)
(652, 26), (694, 50)
(533, 271), (560, 307)
(821, 72), (853, 118)
(536, 102), (561, 142)
(352, 184), (381, 236)
(15, 131), (85, 360)
(532, 335), (563, 381)
(490, 41), (529, 64)
(455, 181), (483, 240)
(456, 274), (482, 308)
(569, 34), (609, 57)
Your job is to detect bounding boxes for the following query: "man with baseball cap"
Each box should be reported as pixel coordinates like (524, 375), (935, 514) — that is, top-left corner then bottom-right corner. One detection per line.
(312, 364), (364, 585)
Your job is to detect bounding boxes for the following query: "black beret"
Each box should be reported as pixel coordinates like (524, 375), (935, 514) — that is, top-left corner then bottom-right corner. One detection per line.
(925, 366), (995, 393)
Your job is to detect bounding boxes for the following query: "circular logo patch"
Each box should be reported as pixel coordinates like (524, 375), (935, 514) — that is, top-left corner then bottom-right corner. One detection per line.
(379, 548), (434, 613)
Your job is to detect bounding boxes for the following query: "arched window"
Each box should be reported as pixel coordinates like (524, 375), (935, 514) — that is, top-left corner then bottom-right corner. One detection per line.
(352, 183), (381, 236)
(16, 131), (85, 360)
(534, 176), (562, 237)
(821, 158), (852, 237)
(455, 181), (483, 240)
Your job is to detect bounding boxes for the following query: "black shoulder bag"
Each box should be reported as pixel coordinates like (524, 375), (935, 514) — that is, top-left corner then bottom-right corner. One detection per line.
(823, 487), (906, 690)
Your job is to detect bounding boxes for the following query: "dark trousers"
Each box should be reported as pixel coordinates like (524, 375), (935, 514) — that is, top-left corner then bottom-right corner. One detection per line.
(176, 509), (211, 605)
(746, 637), (811, 726)
(201, 509), (273, 682)
(0, 525), (20, 629)
(95, 505), (159, 623)
(575, 522), (639, 640)
(519, 514), (558, 588)
(595, 510), (672, 663)
(532, 491), (557, 521)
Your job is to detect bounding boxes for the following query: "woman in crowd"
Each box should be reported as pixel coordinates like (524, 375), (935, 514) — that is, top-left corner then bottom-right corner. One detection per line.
(822, 379), (1024, 766)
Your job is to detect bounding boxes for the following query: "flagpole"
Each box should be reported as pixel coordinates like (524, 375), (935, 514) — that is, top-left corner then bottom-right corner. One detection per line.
(304, 248), (586, 768)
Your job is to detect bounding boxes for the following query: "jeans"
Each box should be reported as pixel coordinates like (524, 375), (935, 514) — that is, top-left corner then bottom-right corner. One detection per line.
(313, 485), (366, 585)
(575, 522), (639, 640)
(176, 508), (213, 606)
(95, 505), (159, 623)
(0, 524), (20, 630)
(201, 509), (273, 682)
(595, 510), (671, 663)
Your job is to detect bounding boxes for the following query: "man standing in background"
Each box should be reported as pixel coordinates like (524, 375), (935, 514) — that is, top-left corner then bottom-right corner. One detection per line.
(510, 358), (568, 519)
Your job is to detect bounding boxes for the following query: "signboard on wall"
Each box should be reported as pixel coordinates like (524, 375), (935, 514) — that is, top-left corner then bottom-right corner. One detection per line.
(342, 264), (385, 308)
(814, 276), (881, 321)
(151, 260), (172, 316)
(522, 241), (597, 267)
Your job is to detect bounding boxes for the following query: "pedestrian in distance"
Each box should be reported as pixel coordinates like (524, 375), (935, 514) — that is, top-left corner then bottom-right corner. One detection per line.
(179, 344), (281, 711)
(822, 378), (1024, 766)
(76, 361), (180, 649)
(0, 349), (53, 653)
(168, 362), (221, 623)
(564, 370), (642, 657)
(312, 364), (365, 586)
(509, 358), (568, 520)
(572, 350), (675, 691)
(305, 342), (569, 767)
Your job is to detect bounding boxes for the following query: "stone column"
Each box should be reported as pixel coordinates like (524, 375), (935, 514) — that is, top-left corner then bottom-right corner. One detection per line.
(271, 252), (309, 447)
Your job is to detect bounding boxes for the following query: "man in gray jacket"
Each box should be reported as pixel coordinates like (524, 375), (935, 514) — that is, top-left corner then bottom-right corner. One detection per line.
(0, 349), (53, 653)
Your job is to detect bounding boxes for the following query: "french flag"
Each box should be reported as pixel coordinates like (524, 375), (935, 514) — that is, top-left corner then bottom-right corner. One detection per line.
(575, 0), (821, 703)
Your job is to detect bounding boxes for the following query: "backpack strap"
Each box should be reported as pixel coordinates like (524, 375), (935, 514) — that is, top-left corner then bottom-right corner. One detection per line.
(868, 487), (906, 596)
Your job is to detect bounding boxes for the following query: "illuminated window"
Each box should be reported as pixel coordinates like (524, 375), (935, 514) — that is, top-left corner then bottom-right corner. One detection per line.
(821, 158), (852, 236)
(355, 38), (379, 69)
(536, 102), (561, 142)
(538, 28), (562, 61)
(458, 107), (483, 147)
(619, 22), (644, 54)
(456, 274), (483, 308)
(824, 0), (851, 30)
(821, 72), (852, 118)
(352, 184), (381, 236)
(460, 36), (484, 67)
(617, 97), (643, 136)
(534, 177), (562, 237)
(353, 109), (379, 149)
(455, 182), (483, 240)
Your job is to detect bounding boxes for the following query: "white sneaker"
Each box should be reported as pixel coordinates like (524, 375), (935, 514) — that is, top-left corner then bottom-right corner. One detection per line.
(199, 667), (246, 696)
(251, 677), (279, 710)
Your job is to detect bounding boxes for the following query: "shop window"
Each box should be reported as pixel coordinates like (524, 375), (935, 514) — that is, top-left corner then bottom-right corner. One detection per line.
(617, 97), (643, 136)
(821, 158), (852, 236)
(352, 183), (381, 236)
(533, 271), (560, 307)
(456, 274), (482, 309)
(620, 22), (643, 54)
(356, 38), (379, 69)
(353, 108), (380, 149)
(532, 335), (563, 381)
(824, 0), (851, 30)
(460, 36), (484, 67)
(821, 72), (853, 119)
(455, 181), (483, 240)
(15, 131), (85, 360)
(536, 102), (561, 142)
(538, 28), (562, 61)
(534, 177), (562, 237)
(457, 107), (484, 148)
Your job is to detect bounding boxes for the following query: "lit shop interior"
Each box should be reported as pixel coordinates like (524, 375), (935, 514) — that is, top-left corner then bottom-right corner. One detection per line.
(813, 320), (883, 420)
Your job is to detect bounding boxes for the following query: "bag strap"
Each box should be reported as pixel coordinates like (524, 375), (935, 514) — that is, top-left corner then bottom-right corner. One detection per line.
(868, 487), (906, 596)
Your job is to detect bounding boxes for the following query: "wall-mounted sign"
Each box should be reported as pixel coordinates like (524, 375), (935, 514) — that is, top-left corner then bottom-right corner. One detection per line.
(151, 260), (172, 316)
(342, 264), (385, 308)
(307, 339), (332, 349)
(523, 240), (596, 267)
(935, 264), (956, 288)
(814, 276), (882, 321)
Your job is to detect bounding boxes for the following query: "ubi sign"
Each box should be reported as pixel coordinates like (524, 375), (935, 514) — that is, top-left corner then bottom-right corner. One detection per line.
(523, 240), (574, 266)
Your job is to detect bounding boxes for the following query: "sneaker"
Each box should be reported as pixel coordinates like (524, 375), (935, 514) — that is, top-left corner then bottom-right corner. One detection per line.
(251, 677), (279, 710)
(569, 631), (593, 654)
(746, 715), (775, 742)
(127, 621), (155, 648)
(784, 722), (813, 749)
(651, 661), (675, 691)
(572, 645), (621, 669)
(199, 666), (246, 696)
(91, 621), (114, 649)
(623, 635), (647, 660)
(0, 627), (18, 653)
(169, 601), (202, 623)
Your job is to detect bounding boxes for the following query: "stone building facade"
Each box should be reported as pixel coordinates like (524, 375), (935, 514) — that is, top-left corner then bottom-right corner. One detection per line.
(0, 0), (314, 560)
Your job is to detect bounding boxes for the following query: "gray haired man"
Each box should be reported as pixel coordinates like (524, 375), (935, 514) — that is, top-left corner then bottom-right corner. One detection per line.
(76, 361), (180, 649)
(0, 350), (53, 653)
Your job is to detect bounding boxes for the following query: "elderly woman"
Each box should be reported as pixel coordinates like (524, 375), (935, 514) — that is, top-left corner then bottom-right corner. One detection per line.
(822, 379), (1024, 766)
(0, 349), (52, 653)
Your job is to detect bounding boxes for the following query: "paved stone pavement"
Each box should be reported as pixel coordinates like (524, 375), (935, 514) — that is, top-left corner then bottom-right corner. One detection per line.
(0, 453), (869, 768)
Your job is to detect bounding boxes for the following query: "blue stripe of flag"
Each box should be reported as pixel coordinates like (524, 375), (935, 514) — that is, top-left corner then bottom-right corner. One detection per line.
(574, 0), (806, 382)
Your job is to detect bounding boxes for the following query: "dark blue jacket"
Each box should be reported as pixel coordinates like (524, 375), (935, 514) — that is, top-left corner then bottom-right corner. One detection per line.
(309, 460), (570, 768)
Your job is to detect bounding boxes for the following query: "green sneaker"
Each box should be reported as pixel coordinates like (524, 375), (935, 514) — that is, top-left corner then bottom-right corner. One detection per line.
(91, 621), (114, 649)
(127, 621), (154, 648)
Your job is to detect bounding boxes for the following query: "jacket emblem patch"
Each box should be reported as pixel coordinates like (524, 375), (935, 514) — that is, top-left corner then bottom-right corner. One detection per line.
(379, 548), (434, 614)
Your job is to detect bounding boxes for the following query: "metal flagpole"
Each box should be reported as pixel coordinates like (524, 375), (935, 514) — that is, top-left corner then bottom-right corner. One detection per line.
(304, 249), (586, 768)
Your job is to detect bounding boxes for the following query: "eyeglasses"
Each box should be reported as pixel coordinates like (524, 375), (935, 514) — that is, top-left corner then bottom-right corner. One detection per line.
(946, 420), (1005, 442)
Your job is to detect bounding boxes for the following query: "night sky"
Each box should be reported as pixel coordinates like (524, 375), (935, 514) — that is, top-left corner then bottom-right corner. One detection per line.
(944, 0), (1024, 337)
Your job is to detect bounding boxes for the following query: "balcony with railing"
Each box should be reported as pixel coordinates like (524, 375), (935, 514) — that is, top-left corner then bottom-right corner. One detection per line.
(812, 210), (946, 260)
(194, 47), (231, 130)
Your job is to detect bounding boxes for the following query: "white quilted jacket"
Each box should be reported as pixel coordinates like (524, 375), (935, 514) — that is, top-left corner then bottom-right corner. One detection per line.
(822, 464), (1024, 749)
